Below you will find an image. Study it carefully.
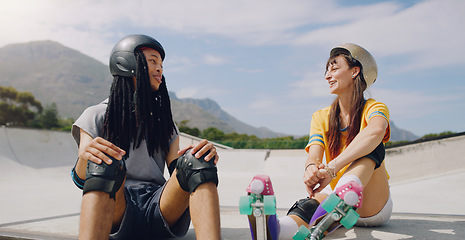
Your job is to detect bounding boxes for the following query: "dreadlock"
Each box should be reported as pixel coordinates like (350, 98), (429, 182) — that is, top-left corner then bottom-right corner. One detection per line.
(326, 53), (367, 159)
(103, 48), (177, 158)
(103, 75), (136, 156)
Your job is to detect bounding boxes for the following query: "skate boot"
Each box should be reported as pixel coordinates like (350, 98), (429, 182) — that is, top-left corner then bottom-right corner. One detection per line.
(239, 175), (278, 240)
(293, 181), (363, 240)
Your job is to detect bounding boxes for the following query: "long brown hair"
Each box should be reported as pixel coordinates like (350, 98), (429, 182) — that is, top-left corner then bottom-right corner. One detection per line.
(326, 53), (367, 159)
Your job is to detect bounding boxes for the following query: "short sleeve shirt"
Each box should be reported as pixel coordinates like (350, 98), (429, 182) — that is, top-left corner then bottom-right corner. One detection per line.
(305, 98), (390, 189)
(71, 99), (179, 186)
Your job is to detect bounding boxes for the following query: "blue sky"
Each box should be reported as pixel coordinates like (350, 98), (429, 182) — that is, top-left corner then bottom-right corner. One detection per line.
(1, 0), (464, 137)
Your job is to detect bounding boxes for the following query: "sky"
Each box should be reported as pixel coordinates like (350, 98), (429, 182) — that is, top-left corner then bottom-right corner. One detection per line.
(0, 0), (464, 137)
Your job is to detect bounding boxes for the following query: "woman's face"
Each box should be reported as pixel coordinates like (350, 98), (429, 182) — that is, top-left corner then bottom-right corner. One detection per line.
(141, 48), (164, 91)
(325, 56), (359, 95)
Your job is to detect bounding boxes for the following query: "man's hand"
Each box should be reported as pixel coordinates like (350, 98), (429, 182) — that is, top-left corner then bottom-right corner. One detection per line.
(178, 139), (219, 164)
(79, 136), (126, 165)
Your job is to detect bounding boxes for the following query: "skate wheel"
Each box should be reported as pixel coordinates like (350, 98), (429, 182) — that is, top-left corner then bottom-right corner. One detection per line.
(340, 208), (360, 229)
(239, 196), (253, 215)
(322, 193), (341, 213)
(250, 179), (265, 194)
(292, 225), (310, 240)
(263, 195), (276, 215)
(343, 191), (359, 206)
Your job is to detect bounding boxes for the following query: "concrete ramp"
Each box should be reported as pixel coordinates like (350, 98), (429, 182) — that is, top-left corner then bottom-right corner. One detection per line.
(0, 127), (77, 168)
(0, 127), (464, 239)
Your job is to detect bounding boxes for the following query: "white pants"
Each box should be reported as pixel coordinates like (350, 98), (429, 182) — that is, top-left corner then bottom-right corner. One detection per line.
(355, 193), (393, 227)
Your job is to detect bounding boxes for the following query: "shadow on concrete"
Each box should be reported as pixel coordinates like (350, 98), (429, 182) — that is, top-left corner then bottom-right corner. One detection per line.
(329, 214), (465, 240)
(2, 214), (464, 240)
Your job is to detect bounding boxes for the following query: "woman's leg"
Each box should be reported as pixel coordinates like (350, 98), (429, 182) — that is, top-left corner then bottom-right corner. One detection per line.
(288, 193), (328, 228)
(342, 158), (390, 218)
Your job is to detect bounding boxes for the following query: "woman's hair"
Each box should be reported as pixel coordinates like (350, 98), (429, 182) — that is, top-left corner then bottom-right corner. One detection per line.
(326, 53), (367, 159)
(103, 48), (176, 158)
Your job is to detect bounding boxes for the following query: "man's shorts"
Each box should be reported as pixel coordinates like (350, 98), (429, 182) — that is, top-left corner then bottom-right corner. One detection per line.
(110, 181), (191, 239)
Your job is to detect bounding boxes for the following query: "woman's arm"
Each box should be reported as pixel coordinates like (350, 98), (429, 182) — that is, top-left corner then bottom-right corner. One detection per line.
(303, 144), (326, 197)
(328, 116), (388, 173)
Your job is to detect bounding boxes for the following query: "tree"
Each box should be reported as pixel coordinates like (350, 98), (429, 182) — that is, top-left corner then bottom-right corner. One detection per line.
(201, 127), (225, 141)
(177, 120), (201, 137)
(0, 85), (43, 126)
(39, 103), (60, 129)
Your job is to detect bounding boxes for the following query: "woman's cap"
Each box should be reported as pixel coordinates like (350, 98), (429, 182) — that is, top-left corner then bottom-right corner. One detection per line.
(330, 43), (378, 88)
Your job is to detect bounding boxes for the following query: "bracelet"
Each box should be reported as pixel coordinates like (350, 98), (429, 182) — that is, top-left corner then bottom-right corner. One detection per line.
(305, 163), (316, 171)
(324, 164), (337, 179)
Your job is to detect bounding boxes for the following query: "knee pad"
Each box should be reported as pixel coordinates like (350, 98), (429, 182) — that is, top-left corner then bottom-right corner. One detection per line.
(83, 155), (126, 200)
(365, 142), (385, 169)
(176, 149), (218, 193)
(287, 197), (320, 224)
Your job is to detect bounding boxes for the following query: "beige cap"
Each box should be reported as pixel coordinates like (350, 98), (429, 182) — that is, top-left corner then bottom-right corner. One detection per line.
(330, 43), (378, 88)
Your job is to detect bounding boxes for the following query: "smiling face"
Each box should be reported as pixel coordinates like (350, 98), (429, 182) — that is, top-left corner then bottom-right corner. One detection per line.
(141, 48), (164, 91)
(325, 55), (360, 95)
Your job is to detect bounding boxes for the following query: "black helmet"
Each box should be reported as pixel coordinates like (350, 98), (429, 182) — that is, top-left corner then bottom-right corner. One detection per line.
(109, 34), (165, 77)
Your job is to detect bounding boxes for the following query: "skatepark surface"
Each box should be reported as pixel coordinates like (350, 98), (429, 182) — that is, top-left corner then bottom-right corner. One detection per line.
(1, 127), (464, 239)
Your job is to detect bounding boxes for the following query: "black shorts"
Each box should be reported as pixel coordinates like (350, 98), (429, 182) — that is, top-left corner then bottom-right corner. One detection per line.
(365, 142), (385, 169)
(110, 181), (191, 239)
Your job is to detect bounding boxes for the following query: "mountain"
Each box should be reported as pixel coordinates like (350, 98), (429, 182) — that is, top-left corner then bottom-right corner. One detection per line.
(0, 40), (112, 119)
(0, 40), (281, 138)
(389, 121), (418, 142)
(169, 93), (285, 138)
(0, 40), (417, 140)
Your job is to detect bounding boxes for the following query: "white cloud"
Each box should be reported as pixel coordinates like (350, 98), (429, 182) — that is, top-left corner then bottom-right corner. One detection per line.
(175, 85), (228, 100)
(235, 68), (264, 74)
(291, 70), (330, 98)
(368, 87), (461, 121)
(249, 96), (276, 110)
(291, 0), (465, 70)
(133, 0), (330, 45)
(165, 55), (195, 72)
(0, 0), (340, 57)
(203, 54), (227, 65)
(3, 0), (463, 70)
(176, 87), (199, 99)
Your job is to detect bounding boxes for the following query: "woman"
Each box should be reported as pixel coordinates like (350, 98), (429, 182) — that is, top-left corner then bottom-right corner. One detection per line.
(71, 34), (221, 240)
(278, 43), (393, 239)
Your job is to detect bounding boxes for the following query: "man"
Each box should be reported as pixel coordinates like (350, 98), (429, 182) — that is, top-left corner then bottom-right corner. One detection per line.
(71, 34), (221, 239)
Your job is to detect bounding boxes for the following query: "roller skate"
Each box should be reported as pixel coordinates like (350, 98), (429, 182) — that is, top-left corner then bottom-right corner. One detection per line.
(293, 181), (363, 240)
(239, 175), (278, 240)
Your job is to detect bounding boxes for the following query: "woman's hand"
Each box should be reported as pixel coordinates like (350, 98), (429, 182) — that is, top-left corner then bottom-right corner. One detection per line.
(303, 163), (335, 198)
(311, 168), (333, 196)
(178, 139), (219, 164)
(303, 163), (325, 197)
